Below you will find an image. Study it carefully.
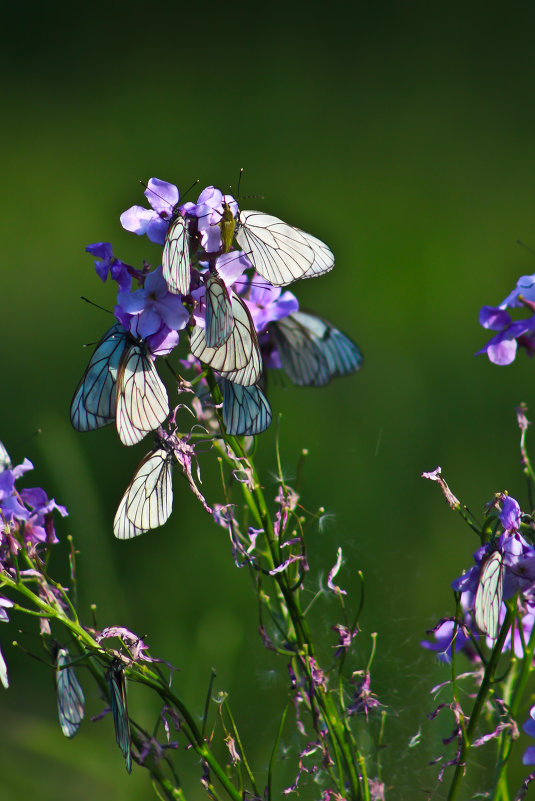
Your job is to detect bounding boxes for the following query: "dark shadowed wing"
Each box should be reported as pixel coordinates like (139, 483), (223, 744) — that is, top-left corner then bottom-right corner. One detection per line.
(221, 379), (272, 435)
(271, 311), (363, 386)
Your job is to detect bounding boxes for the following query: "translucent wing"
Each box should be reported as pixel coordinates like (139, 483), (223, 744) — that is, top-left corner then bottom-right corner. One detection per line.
(116, 342), (169, 446)
(0, 441), (11, 472)
(205, 272), (233, 348)
(114, 446), (174, 539)
(474, 550), (504, 639)
(221, 379), (272, 435)
(70, 324), (128, 431)
(56, 647), (85, 738)
(106, 660), (132, 773)
(190, 294), (261, 385)
(162, 214), (190, 295)
(235, 210), (334, 287)
(271, 311), (363, 387)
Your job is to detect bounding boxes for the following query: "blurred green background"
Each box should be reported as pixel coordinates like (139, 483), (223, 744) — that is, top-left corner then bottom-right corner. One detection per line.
(2, 1), (535, 798)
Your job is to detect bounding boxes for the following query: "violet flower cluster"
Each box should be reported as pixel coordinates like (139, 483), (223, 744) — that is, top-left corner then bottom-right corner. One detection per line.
(422, 468), (535, 783)
(0, 441), (67, 688)
(73, 178), (363, 540)
(477, 273), (535, 365)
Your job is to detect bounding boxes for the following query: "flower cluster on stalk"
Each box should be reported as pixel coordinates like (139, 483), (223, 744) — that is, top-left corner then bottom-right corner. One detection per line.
(72, 177), (363, 540)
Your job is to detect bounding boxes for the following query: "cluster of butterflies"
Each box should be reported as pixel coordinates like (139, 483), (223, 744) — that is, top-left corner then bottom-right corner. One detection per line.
(71, 180), (363, 540)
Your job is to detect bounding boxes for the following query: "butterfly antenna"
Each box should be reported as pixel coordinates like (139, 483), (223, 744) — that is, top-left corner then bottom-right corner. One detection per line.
(182, 178), (200, 200)
(80, 296), (114, 315)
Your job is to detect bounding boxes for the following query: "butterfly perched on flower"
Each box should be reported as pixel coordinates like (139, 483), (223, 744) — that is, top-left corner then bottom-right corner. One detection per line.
(71, 323), (169, 446)
(474, 548), (505, 639)
(114, 439), (174, 539)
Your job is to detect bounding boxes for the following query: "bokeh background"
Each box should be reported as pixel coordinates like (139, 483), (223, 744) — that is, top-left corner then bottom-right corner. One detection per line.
(2, 1), (535, 798)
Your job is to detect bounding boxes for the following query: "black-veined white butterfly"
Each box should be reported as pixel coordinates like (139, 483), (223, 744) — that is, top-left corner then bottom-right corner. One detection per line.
(71, 324), (169, 446)
(162, 211), (191, 296)
(190, 294), (262, 386)
(106, 659), (132, 773)
(234, 210), (334, 287)
(56, 647), (85, 738)
(221, 378), (272, 436)
(0, 441), (11, 472)
(474, 549), (505, 639)
(205, 272), (233, 347)
(114, 442), (174, 539)
(269, 311), (363, 387)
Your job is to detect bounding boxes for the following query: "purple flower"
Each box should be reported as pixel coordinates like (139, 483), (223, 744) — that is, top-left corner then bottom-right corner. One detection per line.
(86, 243), (133, 291)
(523, 707), (535, 765)
(421, 617), (479, 663)
(115, 265), (189, 356)
(500, 494), (521, 532)
(476, 306), (535, 365)
(19, 487), (68, 546)
(500, 273), (535, 309)
(243, 279), (299, 333)
(120, 178), (180, 246)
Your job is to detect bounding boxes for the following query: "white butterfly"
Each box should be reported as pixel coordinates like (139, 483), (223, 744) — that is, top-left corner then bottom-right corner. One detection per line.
(162, 212), (190, 295)
(115, 340), (169, 446)
(71, 324), (169, 446)
(114, 444), (174, 539)
(205, 272), (233, 347)
(235, 210), (334, 287)
(190, 294), (262, 386)
(474, 549), (504, 639)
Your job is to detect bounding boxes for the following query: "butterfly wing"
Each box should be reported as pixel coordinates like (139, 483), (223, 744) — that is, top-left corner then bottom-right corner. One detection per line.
(474, 550), (504, 639)
(114, 446), (174, 539)
(235, 210), (334, 286)
(190, 294), (261, 385)
(205, 273), (233, 348)
(221, 379), (272, 435)
(115, 342), (169, 446)
(106, 661), (132, 773)
(56, 648), (85, 739)
(271, 311), (363, 386)
(162, 214), (190, 295)
(0, 441), (11, 472)
(70, 324), (128, 431)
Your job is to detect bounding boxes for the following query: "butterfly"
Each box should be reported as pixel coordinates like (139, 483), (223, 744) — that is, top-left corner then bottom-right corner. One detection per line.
(221, 378), (272, 436)
(55, 646), (85, 738)
(205, 272), (233, 348)
(234, 210), (334, 287)
(190, 294), (262, 386)
(162, 210), (191, 296)
(71, 324), (169, 446)
(474, 548), (505, 639)
(114, 442), (174, 539)
(269, 311), (363, 386)
(0, 441), (11, 472)
(106, 659), (132, 773)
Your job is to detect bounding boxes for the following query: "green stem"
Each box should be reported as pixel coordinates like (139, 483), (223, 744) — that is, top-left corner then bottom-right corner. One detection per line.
(446, 606), (514, 801)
